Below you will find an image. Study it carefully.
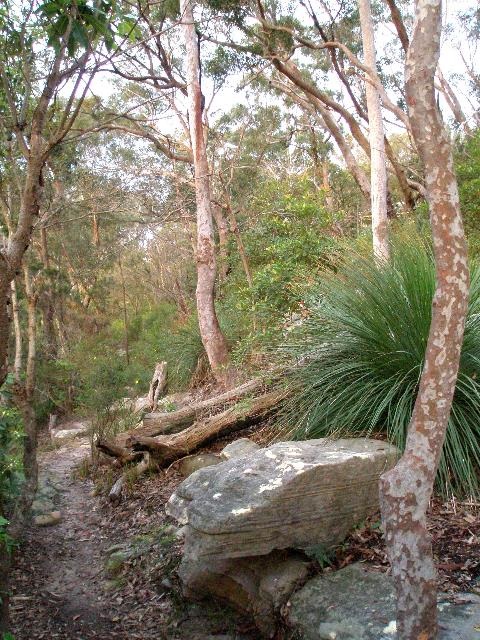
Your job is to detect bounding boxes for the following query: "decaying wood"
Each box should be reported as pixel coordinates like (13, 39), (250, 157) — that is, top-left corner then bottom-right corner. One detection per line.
(127, 390), (284, 466)
(109, 453), (152, 505)
(96, 440), (144, 465)
(139, 377), (265, 437)
(147, 361), (168, 411)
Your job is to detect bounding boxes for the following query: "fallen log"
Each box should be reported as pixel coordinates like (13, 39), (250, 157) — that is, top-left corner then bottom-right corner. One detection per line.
(136, 377), (266, 438)
(127, 390), (285, 467)
(109, 453), (152, 505)
(97, 440), (144, 465)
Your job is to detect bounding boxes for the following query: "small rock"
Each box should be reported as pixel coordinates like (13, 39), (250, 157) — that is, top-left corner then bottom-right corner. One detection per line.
(175, 526), (187, 539)
(161, 577), (173, 590)
(34, 511), (62, 527)
(221, 438), (260, 460)
(32, 498), (55, 515)
(177, 453), (224, 477)
(51, 423), (88, 441)
(134, 396), (150, 413)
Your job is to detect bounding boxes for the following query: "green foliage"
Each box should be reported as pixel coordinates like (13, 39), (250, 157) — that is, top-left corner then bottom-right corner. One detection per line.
(278, 237), (480, 497)
(203, 0), (250, 24)
(456, 129), (480, 255)
(0, 380), (24, 512)
(34, 359), (77, 423)
(38, 0), (116, 54)
(231, 178), (337, 326)
(0, 515), (16, 557)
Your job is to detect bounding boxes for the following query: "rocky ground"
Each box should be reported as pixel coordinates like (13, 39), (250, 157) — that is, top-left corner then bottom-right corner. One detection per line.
(9, 421), (480, 640)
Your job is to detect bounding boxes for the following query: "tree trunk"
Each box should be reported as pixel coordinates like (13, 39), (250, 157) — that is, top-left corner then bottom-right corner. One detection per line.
(358, 0), (390, 260)
(322, 161), (335, 211)
(180, 0), (231, 385)
(379, 2), (470, 638)
(92, 213), (100, 246)
(10, 280), (22, 382)
(224, 200), (253, 288)
(147, 361), (168, 411)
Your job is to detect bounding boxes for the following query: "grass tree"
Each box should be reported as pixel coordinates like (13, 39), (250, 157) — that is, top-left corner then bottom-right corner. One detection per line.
(379, 0), (470, 637)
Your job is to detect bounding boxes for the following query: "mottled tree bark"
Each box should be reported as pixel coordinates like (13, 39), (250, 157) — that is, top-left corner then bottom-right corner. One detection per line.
(10, 279), (22, 382)
(379, 2), (470, 638)
(358, 0), (390, 260)
(180, 0), (231, 385)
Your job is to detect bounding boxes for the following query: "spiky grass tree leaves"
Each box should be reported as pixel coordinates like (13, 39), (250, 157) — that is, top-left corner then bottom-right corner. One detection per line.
(279, 239), (480, 497)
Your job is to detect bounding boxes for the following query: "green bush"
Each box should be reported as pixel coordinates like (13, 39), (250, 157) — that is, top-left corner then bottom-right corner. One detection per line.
(278, 238), (480, 497)
(0, 380), (24, 511)
(456, 129), (480, 255)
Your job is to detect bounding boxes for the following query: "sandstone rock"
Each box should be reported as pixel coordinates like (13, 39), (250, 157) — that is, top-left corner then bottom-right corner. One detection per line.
(34, 511), (62, 527)
(180, 551), (310, 637)
(166, 438), (398, 560)
(177, 453), (224, 477)
(221, 438), (260, 460)
(289, 563), (480, 640)
(51, 420), (89, 441)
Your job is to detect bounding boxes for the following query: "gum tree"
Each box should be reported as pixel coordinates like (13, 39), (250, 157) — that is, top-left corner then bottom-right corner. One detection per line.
(379, 1), (470, 637)
(180, 0), (232, 385)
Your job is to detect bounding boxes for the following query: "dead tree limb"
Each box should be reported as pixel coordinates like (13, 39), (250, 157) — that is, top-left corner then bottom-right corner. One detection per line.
(109, 453), (153, 505)
(127, 390), (285, 466)
(147, 361), (168, 411)
(139, 377), (265, 437)
(96, 440), (144, 464)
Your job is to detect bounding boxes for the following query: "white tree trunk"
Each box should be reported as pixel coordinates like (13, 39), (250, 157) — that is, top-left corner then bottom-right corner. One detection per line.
(180, 0), (231, 385)
(358, 0), (390, 260)
(379, 1), (470, 638)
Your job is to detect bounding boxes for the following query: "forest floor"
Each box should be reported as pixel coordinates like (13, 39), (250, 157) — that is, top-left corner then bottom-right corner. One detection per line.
(9, 425), (257, 640)
(9, 421), (480, 640)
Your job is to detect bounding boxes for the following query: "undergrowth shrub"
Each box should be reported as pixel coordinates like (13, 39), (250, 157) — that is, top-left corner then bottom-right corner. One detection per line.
(278, 238), (480, 497)
(0, 379), (24, 513)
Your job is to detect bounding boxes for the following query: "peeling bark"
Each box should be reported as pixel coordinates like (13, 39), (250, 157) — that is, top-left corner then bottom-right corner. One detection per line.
(379, 2), (470, 638)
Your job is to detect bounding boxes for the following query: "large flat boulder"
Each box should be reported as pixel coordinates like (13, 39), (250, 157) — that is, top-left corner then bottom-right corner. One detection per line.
(288, 563), (480, 640)
(167, 438), (398, 560)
